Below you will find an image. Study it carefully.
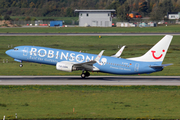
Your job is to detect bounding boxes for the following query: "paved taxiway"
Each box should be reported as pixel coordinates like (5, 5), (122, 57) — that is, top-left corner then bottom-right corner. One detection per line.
(0, 76), (180, 85)
(1, 33), (180, 36)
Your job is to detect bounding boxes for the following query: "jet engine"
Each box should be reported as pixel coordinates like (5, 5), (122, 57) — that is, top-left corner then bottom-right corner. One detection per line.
(56, 61), (77, 72)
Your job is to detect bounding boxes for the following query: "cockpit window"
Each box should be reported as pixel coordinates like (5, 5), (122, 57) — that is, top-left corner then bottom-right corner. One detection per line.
(14, 48), (18, 50)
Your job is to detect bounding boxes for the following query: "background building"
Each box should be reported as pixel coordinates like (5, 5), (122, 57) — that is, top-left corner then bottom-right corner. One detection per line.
(75, 9), (115, 27)
(167, 12), (180, 19)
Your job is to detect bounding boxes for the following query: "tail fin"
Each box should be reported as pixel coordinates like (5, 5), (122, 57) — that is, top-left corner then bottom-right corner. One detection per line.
(128, 35), (173, 62)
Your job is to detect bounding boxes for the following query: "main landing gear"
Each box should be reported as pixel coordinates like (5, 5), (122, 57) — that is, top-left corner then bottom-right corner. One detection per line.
(81, 71), (90, 78)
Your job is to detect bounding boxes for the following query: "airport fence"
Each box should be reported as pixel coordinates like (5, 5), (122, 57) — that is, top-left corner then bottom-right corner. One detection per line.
(113, 18), (178, 25)
(11, 20), (79, 26)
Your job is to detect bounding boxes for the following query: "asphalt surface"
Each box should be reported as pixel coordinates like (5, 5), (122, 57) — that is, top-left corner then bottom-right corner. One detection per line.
(1, 33), (180, 36)
(0, 76), (180, 85)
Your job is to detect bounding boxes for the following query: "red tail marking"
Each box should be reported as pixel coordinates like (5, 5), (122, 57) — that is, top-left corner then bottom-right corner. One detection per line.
(151, 50), (165, 60)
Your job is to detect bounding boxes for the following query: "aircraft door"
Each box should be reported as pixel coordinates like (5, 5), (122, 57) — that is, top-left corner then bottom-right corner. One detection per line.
(23, 47), (28, 56)
(134, 63), (139, 72)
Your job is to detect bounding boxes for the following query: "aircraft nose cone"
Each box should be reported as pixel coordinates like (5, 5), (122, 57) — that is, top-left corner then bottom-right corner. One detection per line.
(5, 50), (11, 56)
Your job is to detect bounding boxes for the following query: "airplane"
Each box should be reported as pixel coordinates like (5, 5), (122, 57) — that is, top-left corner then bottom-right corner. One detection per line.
(5, 35), (173, 78)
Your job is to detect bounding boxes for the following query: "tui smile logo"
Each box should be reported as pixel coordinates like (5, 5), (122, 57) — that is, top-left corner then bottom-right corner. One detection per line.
(151, 50), (165, 59)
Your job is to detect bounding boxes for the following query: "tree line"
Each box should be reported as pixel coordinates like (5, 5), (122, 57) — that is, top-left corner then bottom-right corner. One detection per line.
(0, 0), (179, 21)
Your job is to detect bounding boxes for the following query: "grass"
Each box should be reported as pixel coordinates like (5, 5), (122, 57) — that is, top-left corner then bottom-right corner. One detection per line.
(1, 35), (180, 76)
(0, 24), (180, 33)
(1, 85), (180, 119)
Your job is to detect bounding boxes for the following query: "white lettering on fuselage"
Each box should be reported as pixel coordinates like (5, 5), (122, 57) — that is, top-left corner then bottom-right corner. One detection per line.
(76, 54), (84, 62)
(69, 53), (75, 61)
(61, 52), (68, 60)
(56, 51), (59, 59)
(48, 50), (54, 58)
(38, 49), (46, 57)
(30, 47), (94, 62)
(30, 48), (37, 56)
(110, 66), (131, 71)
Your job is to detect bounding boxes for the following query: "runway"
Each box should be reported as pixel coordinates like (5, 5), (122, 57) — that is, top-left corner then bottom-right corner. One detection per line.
(0, 76), (180, 86)
(1, 33), (180, 36)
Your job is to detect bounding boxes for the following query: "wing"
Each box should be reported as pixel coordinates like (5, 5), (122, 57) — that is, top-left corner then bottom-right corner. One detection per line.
(73, 50), (105, 71)
(111, 45), (125, 58)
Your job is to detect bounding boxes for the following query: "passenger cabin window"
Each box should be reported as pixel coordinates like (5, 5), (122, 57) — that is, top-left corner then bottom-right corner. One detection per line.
(86, 13), (89, 17)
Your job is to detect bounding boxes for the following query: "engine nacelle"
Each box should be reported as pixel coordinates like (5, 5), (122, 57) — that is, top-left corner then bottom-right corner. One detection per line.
(56, 61), (76, 72)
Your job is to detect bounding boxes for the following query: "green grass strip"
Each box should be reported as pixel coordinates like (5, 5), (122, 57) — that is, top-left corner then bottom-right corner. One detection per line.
(1, 85), (180, 119)
(0, 25), (180, 33)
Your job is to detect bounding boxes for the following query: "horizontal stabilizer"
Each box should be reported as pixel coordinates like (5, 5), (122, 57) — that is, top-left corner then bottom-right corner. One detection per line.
(150, 63), (173, 68)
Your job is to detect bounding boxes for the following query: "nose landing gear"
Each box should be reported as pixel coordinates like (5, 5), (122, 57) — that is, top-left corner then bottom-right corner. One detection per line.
(19, 63), (23, 67)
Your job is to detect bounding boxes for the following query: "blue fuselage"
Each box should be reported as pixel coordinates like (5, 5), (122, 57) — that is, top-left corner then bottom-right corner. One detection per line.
(6, 46), (163, 75)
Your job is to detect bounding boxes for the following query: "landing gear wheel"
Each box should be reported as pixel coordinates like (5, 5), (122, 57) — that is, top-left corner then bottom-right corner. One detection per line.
(81, 73), (86, 78)
(85, 71), (90, 77)
(19, 64), (23, 67)
(81, 71), (90, 78)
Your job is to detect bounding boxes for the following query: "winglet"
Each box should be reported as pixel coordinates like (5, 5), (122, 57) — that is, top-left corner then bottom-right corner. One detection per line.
(94, 50), (105, 62)
(111, 45), (126, 58)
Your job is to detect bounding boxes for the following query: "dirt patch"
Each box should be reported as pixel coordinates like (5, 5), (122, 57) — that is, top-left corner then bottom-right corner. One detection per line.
(0, 20), (18, 27)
